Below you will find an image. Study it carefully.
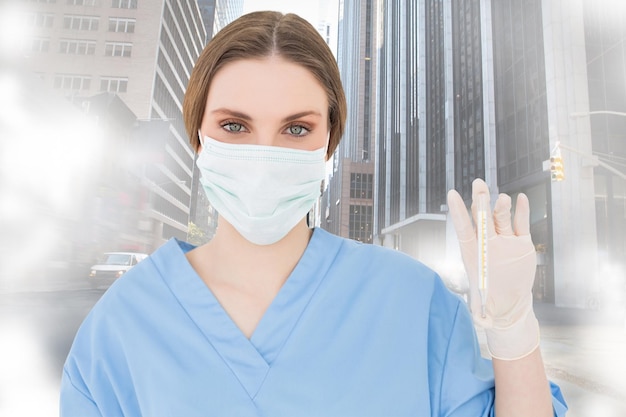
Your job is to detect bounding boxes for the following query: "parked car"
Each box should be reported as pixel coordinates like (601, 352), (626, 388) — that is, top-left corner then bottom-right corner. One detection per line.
(88, 252), (148, 288)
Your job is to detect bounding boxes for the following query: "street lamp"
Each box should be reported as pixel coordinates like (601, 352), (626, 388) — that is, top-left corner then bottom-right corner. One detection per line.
(549, 144), (565, 182)
(570, 110), (626, 118)
(556, 142), (626, 181)
(567, 110), (626, 180)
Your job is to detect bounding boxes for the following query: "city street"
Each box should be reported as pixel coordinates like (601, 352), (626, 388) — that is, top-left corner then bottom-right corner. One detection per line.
(477, 302), (626, 417)
(535, 303), (626, 417)
(1, 273), (625, 416)
(2, 0), (624, 415)
(0, 277), (101, 417)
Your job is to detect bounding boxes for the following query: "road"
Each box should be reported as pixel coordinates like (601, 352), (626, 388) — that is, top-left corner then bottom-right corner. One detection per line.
(1, 273), (625, 416)
(535, 303), (626, 417)
(0, 281), (102, 417)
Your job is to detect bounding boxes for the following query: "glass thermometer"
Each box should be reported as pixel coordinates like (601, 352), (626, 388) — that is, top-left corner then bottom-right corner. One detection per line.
(477, 194), (488, 318)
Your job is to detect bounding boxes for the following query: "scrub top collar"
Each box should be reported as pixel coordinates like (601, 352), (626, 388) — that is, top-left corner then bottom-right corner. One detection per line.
(149, 228), (344, 398)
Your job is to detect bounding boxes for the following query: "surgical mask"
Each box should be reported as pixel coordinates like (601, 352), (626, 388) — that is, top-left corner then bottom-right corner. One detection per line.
(196, 133), (327, 245)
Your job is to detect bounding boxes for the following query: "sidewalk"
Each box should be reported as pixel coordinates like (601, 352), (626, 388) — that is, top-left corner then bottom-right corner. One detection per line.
(535, 302), (626, 413)
(0, 268), (95, 295)
(475, 302), (626, 416)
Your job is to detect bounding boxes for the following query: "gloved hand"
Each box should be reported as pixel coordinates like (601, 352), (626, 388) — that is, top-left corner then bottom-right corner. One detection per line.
(447, 178), (540, 360)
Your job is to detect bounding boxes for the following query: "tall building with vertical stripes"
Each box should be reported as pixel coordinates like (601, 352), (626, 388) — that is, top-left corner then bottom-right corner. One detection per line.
(190, 0), (243, 243)
(212, 0), (243, 34)
(322, 0), (377, 243)
(479, 0), (624, 308)
(337, 0), (625, 308)
(15, 0), (207, 249)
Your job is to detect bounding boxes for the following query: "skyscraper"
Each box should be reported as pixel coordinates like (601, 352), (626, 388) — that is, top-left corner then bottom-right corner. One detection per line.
(363, 0), (624, 308)
(580, 0), (626, 292)
(490, 0), (626, 308)
(192, 0), (244, 244)
(323, 0), (377, 243)
(15, 0), (207, 249)
(372, 0), (461, 270)
(197, 0), (216, 41)
(212, 0), (244, 34)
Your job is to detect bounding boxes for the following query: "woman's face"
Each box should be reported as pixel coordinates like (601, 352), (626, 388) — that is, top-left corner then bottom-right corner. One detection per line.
(200, 56), (330, 153)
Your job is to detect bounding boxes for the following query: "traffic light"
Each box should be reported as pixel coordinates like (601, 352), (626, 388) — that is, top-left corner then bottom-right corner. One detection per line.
(550, 154), (565, 181)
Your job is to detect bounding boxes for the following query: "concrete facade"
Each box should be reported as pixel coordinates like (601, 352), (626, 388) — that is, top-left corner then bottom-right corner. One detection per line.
(323, 0), (377, 243)
(13, 0), (208, 248)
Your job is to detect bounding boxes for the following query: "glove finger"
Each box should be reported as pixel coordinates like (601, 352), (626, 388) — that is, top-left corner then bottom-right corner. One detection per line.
(513, 192), (531, 236)
(493, 193), (513, 236)
(447, 189), (474, 242)
(470, 178), (496, 238)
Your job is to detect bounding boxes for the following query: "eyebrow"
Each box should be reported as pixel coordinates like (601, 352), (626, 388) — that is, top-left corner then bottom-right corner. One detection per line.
(210, 108), (322, 123)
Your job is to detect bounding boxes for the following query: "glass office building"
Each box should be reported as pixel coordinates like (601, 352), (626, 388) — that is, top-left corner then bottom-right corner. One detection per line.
(368, 0), (624, 308)
(373, 0), (497, 273)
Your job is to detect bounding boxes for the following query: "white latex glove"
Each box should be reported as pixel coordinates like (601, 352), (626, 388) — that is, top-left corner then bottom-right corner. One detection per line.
(447, 178), (540, 360)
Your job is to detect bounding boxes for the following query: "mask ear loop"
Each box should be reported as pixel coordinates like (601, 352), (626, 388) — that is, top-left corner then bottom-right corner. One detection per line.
(197, 130), (205, 149)
(310, 133), (331, 230)
(322, 131), (331, 160)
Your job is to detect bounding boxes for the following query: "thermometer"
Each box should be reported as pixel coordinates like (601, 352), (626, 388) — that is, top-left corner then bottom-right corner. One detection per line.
(477, 194), (488, 318)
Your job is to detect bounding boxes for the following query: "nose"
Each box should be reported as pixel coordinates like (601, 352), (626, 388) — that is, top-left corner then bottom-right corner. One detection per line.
(255, 131), (279, 147)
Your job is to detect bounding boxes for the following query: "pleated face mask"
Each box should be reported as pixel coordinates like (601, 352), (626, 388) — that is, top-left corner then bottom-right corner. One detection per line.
(196, 133), (327, 245)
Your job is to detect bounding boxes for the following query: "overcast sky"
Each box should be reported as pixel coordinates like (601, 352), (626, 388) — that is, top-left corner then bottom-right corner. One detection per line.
(243, 0), (333, 27)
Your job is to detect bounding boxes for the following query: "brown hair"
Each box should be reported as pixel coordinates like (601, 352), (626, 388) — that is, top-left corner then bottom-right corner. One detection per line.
(183, 11), (346, 159)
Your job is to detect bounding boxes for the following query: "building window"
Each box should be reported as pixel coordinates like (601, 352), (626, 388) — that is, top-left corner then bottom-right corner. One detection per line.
(350, 173), (373, 199)
(112, 0), (137, 9)
(53, 74), (91, 91)
(27, 38), (50, 53)
(100, 77), (128, 93)
(67, 0), (96, 5)
(349, 205), (373, 243)
(26, 12), (55, 28)
(63, 15), (99, 31)
(59, 39), (96, 55)
(108, 17), (136, 33)
(105, 42), (132, 57)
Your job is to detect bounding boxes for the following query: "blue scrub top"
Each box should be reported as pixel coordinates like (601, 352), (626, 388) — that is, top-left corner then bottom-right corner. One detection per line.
(61, 228), (567, 416)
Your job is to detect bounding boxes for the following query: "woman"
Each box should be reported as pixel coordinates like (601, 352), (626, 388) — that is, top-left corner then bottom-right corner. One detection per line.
(61, 11), (567, 416)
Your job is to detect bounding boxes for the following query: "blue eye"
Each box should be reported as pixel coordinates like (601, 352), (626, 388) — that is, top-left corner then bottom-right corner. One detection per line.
(222, 122), (246, 133)
(287, 125), (309, 136)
